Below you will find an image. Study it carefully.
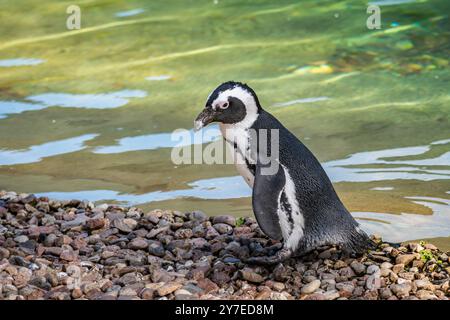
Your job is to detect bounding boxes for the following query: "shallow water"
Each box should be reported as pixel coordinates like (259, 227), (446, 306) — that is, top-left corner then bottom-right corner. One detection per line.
(0, 0), (449, 248)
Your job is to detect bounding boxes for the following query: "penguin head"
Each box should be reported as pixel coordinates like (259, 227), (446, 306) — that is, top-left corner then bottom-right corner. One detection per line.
(194, 81), (261, 131)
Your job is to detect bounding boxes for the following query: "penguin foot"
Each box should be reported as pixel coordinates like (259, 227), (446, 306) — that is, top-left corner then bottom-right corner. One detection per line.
(245, 248), (292, 265)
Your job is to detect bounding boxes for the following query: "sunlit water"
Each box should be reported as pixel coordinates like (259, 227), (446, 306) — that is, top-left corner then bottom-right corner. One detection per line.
(0, 0), (449, 247)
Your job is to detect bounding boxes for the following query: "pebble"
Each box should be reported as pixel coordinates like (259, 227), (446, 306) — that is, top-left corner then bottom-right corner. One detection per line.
(113, 218), (138, 233)
(0, 192), (448, 300)
(395, 254), (419, 266)
(212, 215), (236, 226)
(390, 283), (412, 298)
(301, 279), (321, 294)
(128, 238), (148, 250)
(213, 223), (233, 234)
(350, 261), (366, 275)
(240, 269), (265, 283)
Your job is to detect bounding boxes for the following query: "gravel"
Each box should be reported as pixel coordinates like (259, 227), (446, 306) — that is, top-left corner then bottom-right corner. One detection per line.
(0, 190), (449, 300)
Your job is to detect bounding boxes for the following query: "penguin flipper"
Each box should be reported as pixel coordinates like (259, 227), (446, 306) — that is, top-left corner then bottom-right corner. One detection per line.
(252, 164), (284, 241)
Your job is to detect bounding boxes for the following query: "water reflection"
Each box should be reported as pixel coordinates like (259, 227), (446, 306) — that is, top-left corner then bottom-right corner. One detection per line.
(94, 125), (221, 154)
(355, 197), (450, 243)
(323, 139), (450, 182)
(115, 9), (145, 18)
(0, 90), (147, 119)
(0, 58), (44, 67)
(36, 176), (251, 205)
(0, 101), (47, 119)
(272, 96), (330, 107)
(146, 75), (171, 81)
(0, 134), (98, 166)
(27, 90), (147, 109)
(368, 0), (417, 6)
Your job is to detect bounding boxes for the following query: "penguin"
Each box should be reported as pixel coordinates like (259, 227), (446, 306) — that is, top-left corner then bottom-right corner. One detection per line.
(194, 81), (373, 264)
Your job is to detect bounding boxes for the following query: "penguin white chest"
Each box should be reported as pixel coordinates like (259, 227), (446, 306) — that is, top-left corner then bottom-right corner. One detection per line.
(219, 123), (255, 187)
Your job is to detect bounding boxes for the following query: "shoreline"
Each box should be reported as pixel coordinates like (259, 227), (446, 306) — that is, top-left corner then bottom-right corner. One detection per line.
(0, 190), (449, 300)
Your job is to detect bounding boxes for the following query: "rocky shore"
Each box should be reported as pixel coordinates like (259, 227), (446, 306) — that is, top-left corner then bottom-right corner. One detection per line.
(0, 191), (449, 300)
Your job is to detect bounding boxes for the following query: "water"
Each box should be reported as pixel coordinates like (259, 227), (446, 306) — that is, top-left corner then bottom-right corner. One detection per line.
(0, 58), (44, 67)
(0, 0), (449, 248)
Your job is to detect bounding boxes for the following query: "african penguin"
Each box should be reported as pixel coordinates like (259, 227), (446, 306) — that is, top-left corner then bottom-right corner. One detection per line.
(194, 81), (372, 264)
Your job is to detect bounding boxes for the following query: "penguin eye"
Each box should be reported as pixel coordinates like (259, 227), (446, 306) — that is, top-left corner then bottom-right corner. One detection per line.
(219, 101), (229, 110)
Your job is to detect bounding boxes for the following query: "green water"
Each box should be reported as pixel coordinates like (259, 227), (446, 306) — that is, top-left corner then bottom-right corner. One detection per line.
(0, 0), (449, 248)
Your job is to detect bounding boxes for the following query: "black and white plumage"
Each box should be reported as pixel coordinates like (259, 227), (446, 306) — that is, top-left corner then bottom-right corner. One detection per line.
(194, 81), (372, 264)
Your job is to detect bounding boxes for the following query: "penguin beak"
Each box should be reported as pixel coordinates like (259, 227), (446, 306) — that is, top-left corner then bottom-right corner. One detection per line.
(194, 108), (215, 131)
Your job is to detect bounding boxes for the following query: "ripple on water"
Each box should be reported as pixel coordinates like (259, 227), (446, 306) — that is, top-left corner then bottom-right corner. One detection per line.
(36, 176), (251, 205)
(94, 125), (221, 154)
(323, 138), (450, 182)
(355, 197), (450, 243)
(0, 134), (98, 166)
(0, 90), (147, 118)
(27, 90), (147, 109)
(115, 9), (145, 18)
(368, 0), (417, 6)
(146, 75), (171, 81)
(0, 58), (44, 67)
(272, 96), (330, 107)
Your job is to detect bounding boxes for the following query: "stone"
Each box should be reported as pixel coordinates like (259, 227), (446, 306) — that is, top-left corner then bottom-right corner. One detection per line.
(366, 274), (381, 290)
(301, 280), (321, 294)
(366, 265), (380, 275)
(272, 282), (285, 292)
(213, 223), (233, 234)
(395, 254), (419, 266)
(390, 283), (412, 298)
(190, 211), (208, 222)
(350, 261), (366, 275)
(128, 238), (148, 250)
(86, 218), (106, 230)
(14, 235), (29, 243)
(323, 289), (340, 300)
(380, 288), (393, 299)
(392, 264), (405, 274)
(60, 249), (77, 262)
(148, 241), (165, 257)
(380, 262), (393, 269)
(415, 290), (437, 300)
(212, 215), (236, 226)
(174, 228), (193, 239)
(157, 282), (183, 296)
(205, 226), (220, 239)
(197, 278), (219, 293)
(113, 218), (137, 233)
(240, 269), (265, 283)
(140, 288), (155, 300)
